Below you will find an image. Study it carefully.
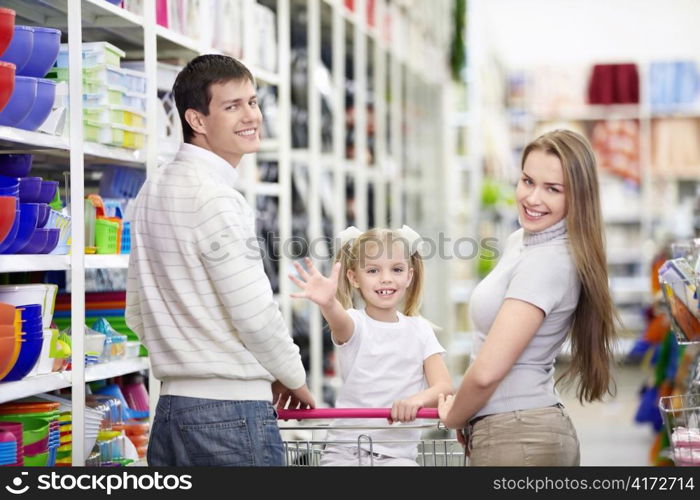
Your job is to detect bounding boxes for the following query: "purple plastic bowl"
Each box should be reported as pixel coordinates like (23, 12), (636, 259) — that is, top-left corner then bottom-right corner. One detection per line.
(35, 203), (49, 228)
(15, 78), (54, 131)
(0, 26), (33, 74)
(17, 176), (40, 202)
(17, 227), (48, 254)
(0, 154), (32, 177)
(0, 209), (19, 251)
(35, 180), (57, 203)
(39, 227), (59, 254)
(20, 27), (60, 78)
(0, 202), (38, 254)
(0, 75), (36, 127)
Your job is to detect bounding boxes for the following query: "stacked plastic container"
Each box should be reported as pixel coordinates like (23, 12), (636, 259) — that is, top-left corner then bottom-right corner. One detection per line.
(47, 41), (147, 149)
(0, 10), (62, 132)
(0, 400), (60, 466)
(0, 154), (66, 255)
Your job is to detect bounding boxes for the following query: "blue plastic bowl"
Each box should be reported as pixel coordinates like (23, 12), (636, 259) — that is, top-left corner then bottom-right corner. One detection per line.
(19, 304), (41, 318)
(20, 27), (60, 78)
(0, 202), (38, 254)
(0, 26), (33, 75)
(35, 180), (57, 203)
(17, 176), (40, 202)
(39, 227), (59, 254)
(1, 336), (43, 381)
(0, 174), (18, 191)
(0, 209), (19, 250)
(0, 75), (36, 127)
(15, 78), (54, 131)
(0, 154), (33, 177)
(17, 227), (48, 254)
(35, 203), (49, 228)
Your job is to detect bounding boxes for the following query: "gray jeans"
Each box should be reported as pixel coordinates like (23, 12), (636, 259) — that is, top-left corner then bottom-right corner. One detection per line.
(147, 395), (284, 466)
(467, 404), (580, 466)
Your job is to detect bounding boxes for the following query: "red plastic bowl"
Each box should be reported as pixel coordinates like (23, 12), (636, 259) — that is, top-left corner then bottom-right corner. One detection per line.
(0, 195), (16, 244)
(0, 9), (15, 58)
(0, 61), (14, 112)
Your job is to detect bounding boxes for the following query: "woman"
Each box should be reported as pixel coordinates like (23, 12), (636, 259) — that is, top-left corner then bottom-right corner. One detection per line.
(439, 129), (616, 466)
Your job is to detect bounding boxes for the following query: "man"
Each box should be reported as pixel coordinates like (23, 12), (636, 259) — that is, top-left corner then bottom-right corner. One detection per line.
(126, 55), (314, 466)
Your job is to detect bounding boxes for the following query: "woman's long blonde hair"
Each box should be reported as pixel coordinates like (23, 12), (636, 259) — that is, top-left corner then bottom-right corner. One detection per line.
(522, 129), (617, 403)
(335, 228), (424, 316)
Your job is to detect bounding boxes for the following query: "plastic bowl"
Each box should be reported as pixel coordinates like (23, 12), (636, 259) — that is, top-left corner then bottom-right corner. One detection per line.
(18, 304), (41, 320)
(0, 209), (19, 252)
(0, 61), (14, 112)
(15, 78), (55, 131)
(0, 154), (32, 177)
(21, 27), (60, 78)
(39, 227), (59, 254)
(36, 180), (58, 203)
(1, 336), (43, 381)
(0, 75), (36, 127)
(18, 176), (41, 202)
(0, 174), (18, 192)
(0, 303), (14, 325)
(0, 284), (58, 329)
(0, 203), (39, 254)
(35, 203), (49, 228)
(0, 26), (33, 74)
(0, 9), (15, 58)
(17, 227), (48, 254)
(0, 195), (16, 243)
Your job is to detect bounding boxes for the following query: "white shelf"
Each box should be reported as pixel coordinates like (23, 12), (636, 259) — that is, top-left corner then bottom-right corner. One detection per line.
(0, 127), (145, 167)
(0, 255), (71, 272)
(84, 357), (149, 383)
(259, 139), (280, 152)
(85, 254), (130, 269)
(0, 372), (72, 404)
(533, 104), (641, 122)
(83, 143), (146, 167)
(0, 255), (129, 272)
(0, 126), (69, 151)
(251, 66), (281, 86)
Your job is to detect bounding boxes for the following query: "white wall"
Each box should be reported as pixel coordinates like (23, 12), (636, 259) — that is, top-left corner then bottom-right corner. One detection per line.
(480, 0), (700, 66)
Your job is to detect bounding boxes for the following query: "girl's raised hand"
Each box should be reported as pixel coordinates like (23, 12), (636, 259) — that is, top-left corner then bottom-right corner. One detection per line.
(289, 258), (342, 307)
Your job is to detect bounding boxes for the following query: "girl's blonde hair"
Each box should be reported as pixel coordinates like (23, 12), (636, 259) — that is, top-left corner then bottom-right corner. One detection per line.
(522, 129), (617, 403)
(335, 228), (424, 316)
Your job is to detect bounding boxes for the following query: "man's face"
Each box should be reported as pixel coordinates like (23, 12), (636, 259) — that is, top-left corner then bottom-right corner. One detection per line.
(194, 78), (262, 165)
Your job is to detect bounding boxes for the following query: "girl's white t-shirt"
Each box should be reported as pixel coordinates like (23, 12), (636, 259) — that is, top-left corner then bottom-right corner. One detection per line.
(326, 308), (445, 459)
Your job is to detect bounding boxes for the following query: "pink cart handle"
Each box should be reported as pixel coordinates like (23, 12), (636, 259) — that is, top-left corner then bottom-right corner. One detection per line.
(277, 407), (439, 420)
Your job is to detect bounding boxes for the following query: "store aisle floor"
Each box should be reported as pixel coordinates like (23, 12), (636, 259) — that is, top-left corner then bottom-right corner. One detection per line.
(557, 361), (656, 466)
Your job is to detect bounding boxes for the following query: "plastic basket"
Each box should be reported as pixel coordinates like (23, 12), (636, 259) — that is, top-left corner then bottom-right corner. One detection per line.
(659, 394), (700, 466)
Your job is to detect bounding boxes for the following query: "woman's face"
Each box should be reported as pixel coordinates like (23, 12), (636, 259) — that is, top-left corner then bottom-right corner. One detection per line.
(516, 150), (567, 233)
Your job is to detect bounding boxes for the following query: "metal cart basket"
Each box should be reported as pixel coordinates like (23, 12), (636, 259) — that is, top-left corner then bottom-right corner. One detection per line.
(277, 408), (465, 467)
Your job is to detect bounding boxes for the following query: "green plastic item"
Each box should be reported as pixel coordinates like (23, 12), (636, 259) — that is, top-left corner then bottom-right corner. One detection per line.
(95, 219), (119, 254)
(49, 189), (63, 212)
(23, 450), (49, 466)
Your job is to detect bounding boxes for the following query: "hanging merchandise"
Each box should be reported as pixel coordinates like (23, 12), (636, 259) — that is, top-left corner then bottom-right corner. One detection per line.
(649, 61), (700, 111)
(449, 0), (466, 81)
(587, 63), (639, 105)
(591, 119), (640, 184)
(652, 118), (700, 178)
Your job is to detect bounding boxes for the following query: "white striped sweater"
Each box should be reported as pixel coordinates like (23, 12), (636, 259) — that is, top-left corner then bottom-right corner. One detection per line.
(125, 143), (306, 401)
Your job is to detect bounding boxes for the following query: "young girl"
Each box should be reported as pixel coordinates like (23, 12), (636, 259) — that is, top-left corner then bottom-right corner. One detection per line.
(289, 225), (452, 466)
(438, 129), (616, 466)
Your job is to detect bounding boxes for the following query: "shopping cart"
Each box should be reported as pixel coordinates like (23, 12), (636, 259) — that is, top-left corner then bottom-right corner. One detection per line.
(659, 393), (700, 466)
(277, 408), (466, 467)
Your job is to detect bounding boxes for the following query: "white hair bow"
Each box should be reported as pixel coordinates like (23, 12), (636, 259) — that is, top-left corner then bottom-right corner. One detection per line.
(396, 224), (426, 256)
(337, 225), (363, 247)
